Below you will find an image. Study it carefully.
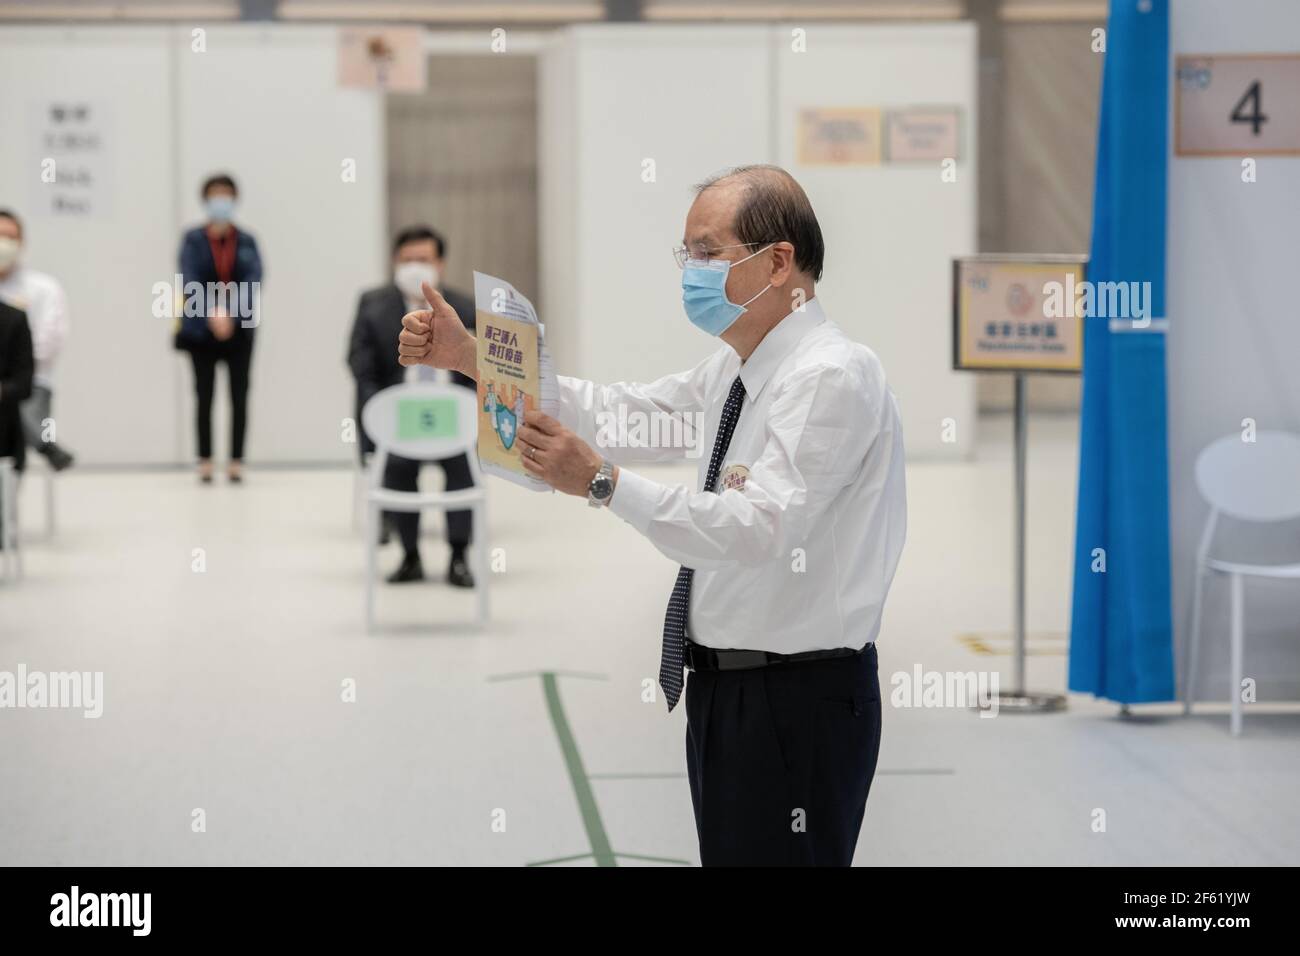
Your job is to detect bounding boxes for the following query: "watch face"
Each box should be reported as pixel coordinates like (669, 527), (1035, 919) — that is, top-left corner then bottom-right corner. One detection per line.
(591, 476), (613, 500)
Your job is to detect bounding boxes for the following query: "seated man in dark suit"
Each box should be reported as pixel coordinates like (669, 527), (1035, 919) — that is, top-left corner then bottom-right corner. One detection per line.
(0, 300), (34, 548)
(347, 226), (476, 587)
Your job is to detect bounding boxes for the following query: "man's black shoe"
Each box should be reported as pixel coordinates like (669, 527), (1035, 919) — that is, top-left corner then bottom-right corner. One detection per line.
(45, 445), (75, 472)
(386, 553), (424, 584)
(447, 553), (475, 589)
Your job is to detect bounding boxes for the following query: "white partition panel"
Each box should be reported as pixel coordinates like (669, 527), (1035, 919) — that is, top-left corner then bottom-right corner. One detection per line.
(540, 23), (977, 459)
(542, 24), (772, 384)
(775, 23), (978, 459)
(1167, 0), (1300, 700)
(0, 27), (181, 466)
(0, 24), (385, 466)
(174, 24), (386, 465)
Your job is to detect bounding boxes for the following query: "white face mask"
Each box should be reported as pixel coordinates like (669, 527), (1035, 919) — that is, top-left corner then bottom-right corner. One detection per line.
(395, 261), (438, 300)
(0, 236), (20, 272)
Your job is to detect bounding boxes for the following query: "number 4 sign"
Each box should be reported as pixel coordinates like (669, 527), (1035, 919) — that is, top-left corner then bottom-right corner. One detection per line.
(1175, 54), (1300, 156)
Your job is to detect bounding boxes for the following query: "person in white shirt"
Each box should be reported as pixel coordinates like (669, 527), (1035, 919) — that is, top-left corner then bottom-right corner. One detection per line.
(0, 209), (75, 471)
(397, 165), (906, 866)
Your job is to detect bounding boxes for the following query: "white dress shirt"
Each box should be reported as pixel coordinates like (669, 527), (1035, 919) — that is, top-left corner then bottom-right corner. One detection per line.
(0, 266), (69, 389)
(557, 297), (906, 654)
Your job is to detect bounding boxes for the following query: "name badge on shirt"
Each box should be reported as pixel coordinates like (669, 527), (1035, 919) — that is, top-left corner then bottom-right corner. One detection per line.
(719, 463), (750, 492)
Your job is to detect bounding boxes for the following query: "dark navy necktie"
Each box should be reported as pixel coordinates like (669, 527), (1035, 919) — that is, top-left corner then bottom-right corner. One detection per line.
(659, 373), (747, 712)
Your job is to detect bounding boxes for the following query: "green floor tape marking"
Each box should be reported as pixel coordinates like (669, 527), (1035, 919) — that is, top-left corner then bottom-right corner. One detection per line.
(492, 669), (690, 867)
(541, 671), (617, 867)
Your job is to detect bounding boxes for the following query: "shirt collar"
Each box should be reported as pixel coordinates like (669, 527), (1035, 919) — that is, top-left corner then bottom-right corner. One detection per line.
(738, 297), (826, 400)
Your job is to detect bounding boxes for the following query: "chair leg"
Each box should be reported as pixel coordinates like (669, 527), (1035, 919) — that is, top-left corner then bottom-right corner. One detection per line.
(1184, 562), (1207, 715)
(352, 463), (363, 534)
(365, 501), (377, 631)
(474, 503), (489, 626)
(0, 466), (11, 582)
(45, 467), (55, 539)
(8, 472), (21, 581)
(1229, 573), (1244, 737)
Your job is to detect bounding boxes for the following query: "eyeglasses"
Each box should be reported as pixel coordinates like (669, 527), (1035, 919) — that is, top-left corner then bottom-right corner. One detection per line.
(672, 241), (769, 269)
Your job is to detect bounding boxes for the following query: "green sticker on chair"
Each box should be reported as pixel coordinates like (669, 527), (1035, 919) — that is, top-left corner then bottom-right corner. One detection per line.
(397, 398), (459, 440)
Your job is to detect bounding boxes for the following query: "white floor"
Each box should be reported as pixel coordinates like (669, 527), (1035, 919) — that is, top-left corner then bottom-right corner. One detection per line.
(2, 413), (1298, 866)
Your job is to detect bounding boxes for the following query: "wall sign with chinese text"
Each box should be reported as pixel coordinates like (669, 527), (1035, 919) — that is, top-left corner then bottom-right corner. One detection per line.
(886, 107), (962, 162)
(796, 108), (882, 166)
(29, 100), (113, 218)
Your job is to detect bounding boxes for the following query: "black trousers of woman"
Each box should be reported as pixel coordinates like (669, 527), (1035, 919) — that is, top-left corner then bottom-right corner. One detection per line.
(189, 335), (253, 460)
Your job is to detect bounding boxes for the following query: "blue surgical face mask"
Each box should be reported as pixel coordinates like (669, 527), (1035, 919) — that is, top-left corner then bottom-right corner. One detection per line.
(206, 196), (236, 223)
(681, 244), (774, 336)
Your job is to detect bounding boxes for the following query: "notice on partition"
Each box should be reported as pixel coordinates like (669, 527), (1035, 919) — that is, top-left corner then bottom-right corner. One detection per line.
(886, 107), (962, 162)
(29, 100), (113, 218)
(796, 108), (882, 165)
(952, 257), (1086, 373)
(474, 271), (558, 491)
(337, 26), (426, 92)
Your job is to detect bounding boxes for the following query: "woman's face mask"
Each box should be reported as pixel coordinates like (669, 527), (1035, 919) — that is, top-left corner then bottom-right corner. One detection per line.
(205, 195), (236, 223)
(681, 244), (774, 336)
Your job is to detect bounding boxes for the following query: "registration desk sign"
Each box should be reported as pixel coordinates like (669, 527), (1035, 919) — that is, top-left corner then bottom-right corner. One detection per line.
(952, 255), (1087, 373)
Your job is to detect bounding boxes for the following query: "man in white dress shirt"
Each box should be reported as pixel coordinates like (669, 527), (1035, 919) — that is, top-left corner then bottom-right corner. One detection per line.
(398, 165), (906, 866)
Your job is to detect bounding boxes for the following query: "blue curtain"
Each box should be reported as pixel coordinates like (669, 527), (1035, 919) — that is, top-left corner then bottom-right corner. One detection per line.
(1069, 0), (1175, 703)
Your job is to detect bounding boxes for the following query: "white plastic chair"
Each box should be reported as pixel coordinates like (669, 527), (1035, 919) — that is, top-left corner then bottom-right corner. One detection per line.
(0, 457), (21, 582)
(360, 383), (488, 630)
(1183, 430), (1300, 735)
(351, 451), (366, 533)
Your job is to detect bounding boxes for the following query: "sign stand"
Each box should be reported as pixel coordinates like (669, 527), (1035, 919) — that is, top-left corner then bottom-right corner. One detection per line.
(952, 254), (1087, 715)
(999, 372), (1066, 713)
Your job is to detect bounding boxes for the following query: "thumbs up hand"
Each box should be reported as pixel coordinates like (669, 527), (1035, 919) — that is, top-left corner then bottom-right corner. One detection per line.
(398, 281), (477, 380)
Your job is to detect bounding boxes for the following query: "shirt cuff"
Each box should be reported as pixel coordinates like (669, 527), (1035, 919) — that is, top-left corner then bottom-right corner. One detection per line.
(607, 466), (661, 535)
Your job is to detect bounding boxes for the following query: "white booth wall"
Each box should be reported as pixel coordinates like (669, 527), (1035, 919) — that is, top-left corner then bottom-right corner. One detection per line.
(4, 22), (977, 465)
(540, 23), (977, 460)
(0, 24), (386, 466)
(1167, 0), (1300, 700)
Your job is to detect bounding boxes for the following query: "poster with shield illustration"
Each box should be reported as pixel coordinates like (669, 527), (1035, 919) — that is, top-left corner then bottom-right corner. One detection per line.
(476, 305), (540, 480)
(474, 270), (557, 491)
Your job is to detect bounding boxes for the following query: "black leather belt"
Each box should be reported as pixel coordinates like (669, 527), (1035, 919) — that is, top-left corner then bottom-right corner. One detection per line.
(685, 641), (866, 673)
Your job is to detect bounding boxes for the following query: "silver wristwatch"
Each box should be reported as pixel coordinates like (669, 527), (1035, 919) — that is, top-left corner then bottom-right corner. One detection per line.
(587, 459), (615, 508)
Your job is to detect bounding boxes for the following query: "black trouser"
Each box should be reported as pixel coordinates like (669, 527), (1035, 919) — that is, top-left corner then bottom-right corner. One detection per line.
(685, 643), (881, 866)
(382, 452), (473, 557)
(190, 336), (253, 460)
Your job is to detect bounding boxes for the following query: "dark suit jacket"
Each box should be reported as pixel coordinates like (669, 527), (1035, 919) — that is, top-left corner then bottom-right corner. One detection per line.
(346, 282), (475, 457)
(176, 224), (264, 350)
(0, 301), (34, 471)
